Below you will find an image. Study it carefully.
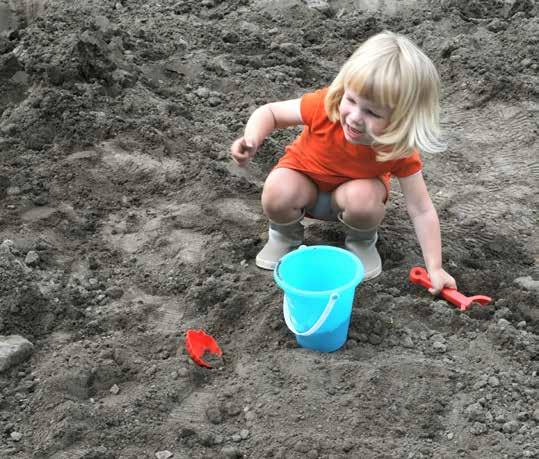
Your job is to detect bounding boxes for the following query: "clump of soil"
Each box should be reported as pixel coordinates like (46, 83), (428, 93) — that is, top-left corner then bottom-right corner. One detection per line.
(0, 0), (537, 458)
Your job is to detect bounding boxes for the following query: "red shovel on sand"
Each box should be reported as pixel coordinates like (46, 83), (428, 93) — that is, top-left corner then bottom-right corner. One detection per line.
(409, 266), (492, 311)
(185, 329), (223, 368)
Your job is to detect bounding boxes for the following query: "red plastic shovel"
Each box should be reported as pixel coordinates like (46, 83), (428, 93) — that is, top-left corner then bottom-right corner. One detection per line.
(185, 329), (223, 369)
(409, 266), (492, 311)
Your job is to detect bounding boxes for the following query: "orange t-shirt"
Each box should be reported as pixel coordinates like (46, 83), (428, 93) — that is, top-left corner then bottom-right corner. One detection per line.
(275, 88), (422, 192)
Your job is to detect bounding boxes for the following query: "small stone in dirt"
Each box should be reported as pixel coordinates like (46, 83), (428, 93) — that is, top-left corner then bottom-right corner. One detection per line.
(401, 335), (414, 348)
(6, 186), (21, 195)
(105, 286), (124, 299)
(239, 429), (249, 439)
(465, 402), (484, 422)
(432, 341), (447, 353)
(198, 432), (215, 446)
(10, 431), (22, 441)
(177, 368), (189, 378)
(502, 420), (519, 433)
(470, 422), (487, 435)
(33, 193), (48, 206)
(513, 276), (539, 293)
(224, 401), (242, 417)
(488, 376), (500, 387)
(447, 432), (454, 440)
(110, 384), (120, 395)
(357, 333), (368, 342)
(231, 434), (241, 442)
(155, 451), (173, 459)
(24, 250), (39, 266)
(221, 446), (242, 458)
(206, 405), (223, 424)
(304, 0), (333, 16)
(0, 335), (34, 372)
(473, 377), (488, 390)
(195, 87), (210, 98)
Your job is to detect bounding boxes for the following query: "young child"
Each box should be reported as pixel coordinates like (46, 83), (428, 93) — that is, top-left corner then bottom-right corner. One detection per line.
(230, 31), (456, 294)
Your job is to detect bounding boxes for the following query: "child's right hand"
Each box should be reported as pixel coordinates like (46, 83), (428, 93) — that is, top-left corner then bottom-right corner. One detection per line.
(230, 137), (257, 167)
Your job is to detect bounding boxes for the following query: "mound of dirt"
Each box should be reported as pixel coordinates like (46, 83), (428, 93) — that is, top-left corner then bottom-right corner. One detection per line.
(0, 0), (537, 458)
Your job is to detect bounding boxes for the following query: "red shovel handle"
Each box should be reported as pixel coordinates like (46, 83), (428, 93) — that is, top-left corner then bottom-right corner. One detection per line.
(409, 267), (470, 310)
(409, 266), (435, 290)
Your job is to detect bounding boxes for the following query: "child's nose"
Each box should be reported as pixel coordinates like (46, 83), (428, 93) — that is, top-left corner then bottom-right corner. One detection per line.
(349, 108), (364, 124)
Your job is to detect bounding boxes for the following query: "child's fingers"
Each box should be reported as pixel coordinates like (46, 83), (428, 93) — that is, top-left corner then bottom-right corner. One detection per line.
(231, 152), (249, 166)
(231, 137), (252, 155)
(232, 153), (250, 166)
(238, 138), (257, 159)
(428, 272), (457, 295)
(230, 137), (256, 166)
(243, 137), (257, 155)
(230, 143), (249, 167)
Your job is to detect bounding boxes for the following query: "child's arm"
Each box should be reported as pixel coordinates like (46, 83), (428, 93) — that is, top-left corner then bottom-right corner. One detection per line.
(231, 99), (303, 167)
(398, 172), (457, 294)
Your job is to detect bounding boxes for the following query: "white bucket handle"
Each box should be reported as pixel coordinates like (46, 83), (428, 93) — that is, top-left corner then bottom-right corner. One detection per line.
(283, 293), (339, 336)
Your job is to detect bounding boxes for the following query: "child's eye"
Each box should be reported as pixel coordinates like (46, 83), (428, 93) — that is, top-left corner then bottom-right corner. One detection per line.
(346, 96), (356, 103)
(367, 110), (381, 118)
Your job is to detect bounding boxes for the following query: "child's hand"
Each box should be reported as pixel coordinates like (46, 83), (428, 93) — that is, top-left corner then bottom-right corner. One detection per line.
(230, 137), (257, 167)
(427, 268), (457, 295)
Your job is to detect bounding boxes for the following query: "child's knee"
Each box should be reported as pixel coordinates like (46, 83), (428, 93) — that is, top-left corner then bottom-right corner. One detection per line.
(261, 182), (296, 215)
(338, 180), (386, 217)
(261, 170), (316, 214)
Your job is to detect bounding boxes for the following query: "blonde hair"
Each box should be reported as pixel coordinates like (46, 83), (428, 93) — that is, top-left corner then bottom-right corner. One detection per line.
(325, 31), (445, 160)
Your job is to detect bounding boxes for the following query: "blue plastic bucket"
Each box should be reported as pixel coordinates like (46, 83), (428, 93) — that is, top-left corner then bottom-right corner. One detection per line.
(274, 245), (364, 352)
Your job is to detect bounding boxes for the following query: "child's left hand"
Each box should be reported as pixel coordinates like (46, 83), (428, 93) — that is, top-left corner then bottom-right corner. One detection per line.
(427, 268), (457, 295)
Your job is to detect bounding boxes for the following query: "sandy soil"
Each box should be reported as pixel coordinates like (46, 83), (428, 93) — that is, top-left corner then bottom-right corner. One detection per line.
(0, 0), (537, 458)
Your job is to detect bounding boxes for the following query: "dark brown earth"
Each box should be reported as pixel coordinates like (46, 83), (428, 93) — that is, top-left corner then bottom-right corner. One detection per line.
(0, 0), (537, 458)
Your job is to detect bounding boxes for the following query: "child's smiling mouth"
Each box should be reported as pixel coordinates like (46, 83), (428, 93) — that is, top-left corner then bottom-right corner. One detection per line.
(345, 122), (365, 140)
(348, 124), (363, 135)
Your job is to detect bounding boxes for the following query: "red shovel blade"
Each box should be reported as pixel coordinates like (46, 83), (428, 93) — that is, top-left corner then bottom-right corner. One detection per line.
(185, 329), (223, 368)
(409, 267), (492, 311)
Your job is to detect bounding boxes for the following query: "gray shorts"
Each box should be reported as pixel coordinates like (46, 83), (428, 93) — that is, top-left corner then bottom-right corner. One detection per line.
(305, 191), (339, 221)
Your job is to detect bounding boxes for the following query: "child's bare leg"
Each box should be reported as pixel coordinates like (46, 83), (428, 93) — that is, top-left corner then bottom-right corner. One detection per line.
(261, 168), (318, 223)
(256, 168), (317, 270)
(332, 178), (386, 227)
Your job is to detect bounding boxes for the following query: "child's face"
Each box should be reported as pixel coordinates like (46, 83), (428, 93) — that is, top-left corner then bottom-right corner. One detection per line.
(339, 88), (391, 145)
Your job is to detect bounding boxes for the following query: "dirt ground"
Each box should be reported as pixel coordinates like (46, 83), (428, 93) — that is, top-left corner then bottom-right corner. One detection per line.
(0, 0), (537, 458)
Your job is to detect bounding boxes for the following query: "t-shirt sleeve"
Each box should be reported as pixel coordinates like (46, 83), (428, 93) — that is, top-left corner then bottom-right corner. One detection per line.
(299, 88), (327, 127)
(392, 150), (423, 177)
